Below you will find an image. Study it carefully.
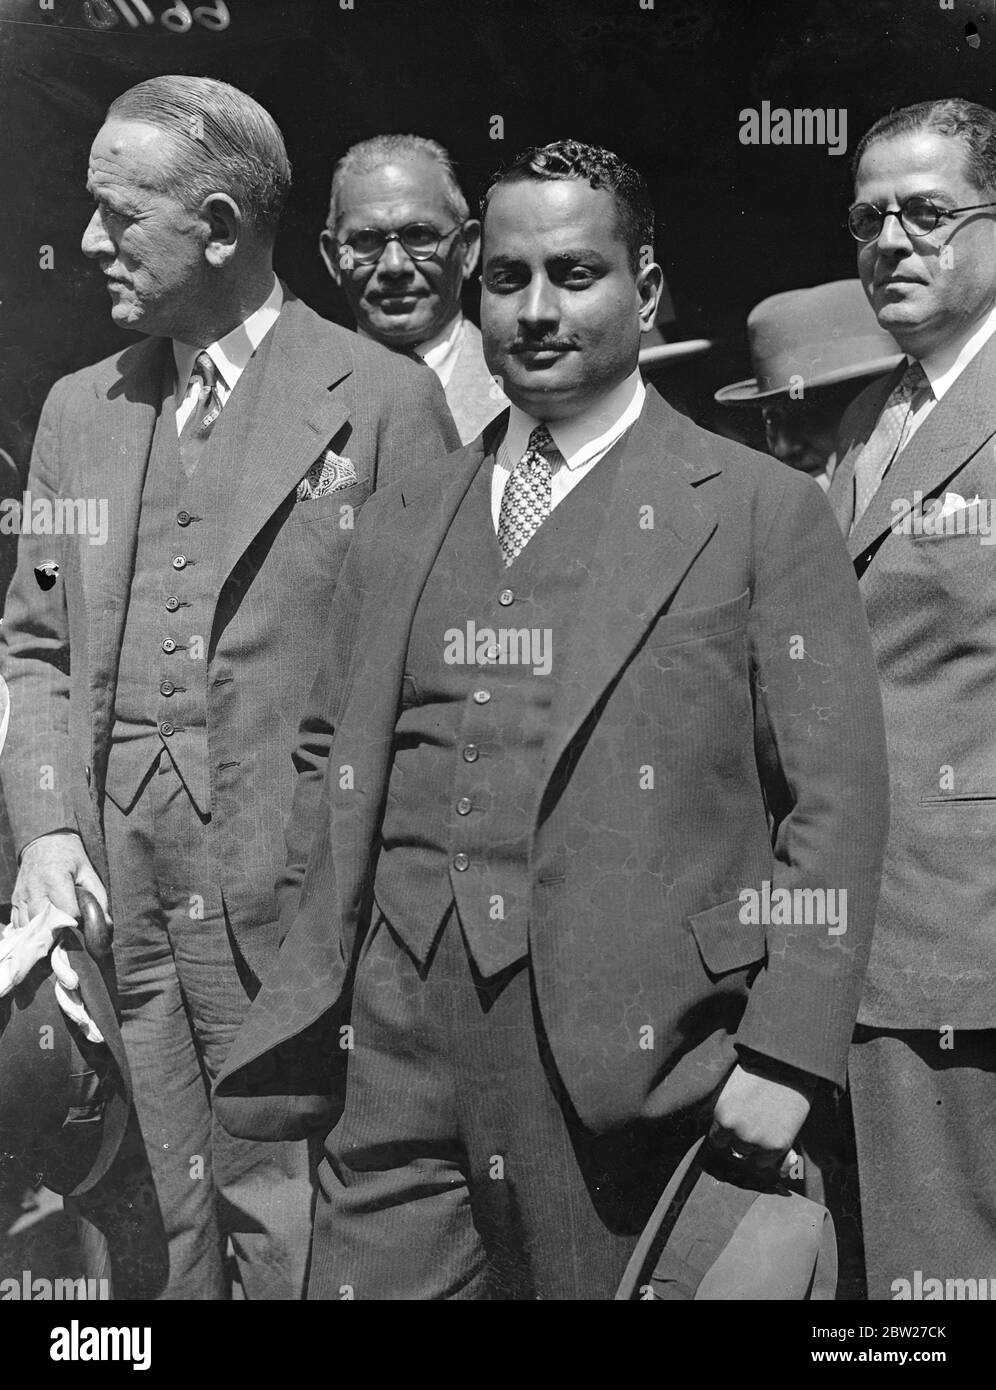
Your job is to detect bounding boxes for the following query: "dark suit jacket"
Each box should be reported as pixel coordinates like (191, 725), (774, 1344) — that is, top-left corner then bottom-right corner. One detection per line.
(0, 289), (459, 980)
(830, 333), (996, 1028)
(215, 387), (890, 1141)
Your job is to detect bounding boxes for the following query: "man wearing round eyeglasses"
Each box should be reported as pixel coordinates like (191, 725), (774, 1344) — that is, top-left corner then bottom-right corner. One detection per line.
(320, 134), (508, 442)
(829, 97), (996, 1300)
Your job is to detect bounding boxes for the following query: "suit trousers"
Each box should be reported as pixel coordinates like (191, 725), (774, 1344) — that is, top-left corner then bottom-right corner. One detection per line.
(308, 906), (701, 1300)
(76, 748), (312, 1299)
(849, 1026), (996, 1300)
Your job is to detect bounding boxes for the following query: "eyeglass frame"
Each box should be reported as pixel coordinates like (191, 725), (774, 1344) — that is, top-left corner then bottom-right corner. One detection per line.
(847, 194), (996, 243)
(333, 221), (467, 267)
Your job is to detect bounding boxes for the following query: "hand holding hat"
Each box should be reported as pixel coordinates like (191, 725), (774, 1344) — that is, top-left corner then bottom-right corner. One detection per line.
(0, 902), (105, 1042)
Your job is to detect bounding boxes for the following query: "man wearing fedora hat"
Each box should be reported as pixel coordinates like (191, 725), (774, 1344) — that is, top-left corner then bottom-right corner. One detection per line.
(716, 280), (902, 491)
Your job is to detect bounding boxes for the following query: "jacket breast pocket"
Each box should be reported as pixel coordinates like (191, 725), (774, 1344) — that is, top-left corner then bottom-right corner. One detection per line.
(688, 896), (766, 977)
(644, 588), (751, 652)
(291, 479), (371, 523)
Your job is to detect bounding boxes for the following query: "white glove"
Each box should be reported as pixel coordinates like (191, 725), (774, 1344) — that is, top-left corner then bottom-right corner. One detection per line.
(51, 942), (104, 1044)
(0, 902), (104, 1043)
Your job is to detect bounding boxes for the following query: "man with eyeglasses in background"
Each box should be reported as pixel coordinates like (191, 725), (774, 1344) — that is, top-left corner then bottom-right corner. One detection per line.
(830, 98), (996, 1299)
(320, 134), (509, 443)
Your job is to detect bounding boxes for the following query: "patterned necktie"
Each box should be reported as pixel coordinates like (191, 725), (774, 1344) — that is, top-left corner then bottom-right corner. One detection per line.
(851, 359), (930, 529)
(178, 351), (223, 478)
(497, 424), (559, 566)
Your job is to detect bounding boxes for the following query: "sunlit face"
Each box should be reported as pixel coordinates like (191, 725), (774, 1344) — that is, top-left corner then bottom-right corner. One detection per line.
(480, 178), (660, 420)
(82, 120), (208, 339)
(323, 154), (476, 349)
(854, 130), (996, 358)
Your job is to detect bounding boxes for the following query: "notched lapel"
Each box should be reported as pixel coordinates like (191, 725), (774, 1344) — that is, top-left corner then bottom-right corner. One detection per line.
(540, 396), (718, 793)
(213, 326), (350, 586)
(83, 337), (169, 745)
(329, 441), (488, 935)
(848, 337), (996, 556)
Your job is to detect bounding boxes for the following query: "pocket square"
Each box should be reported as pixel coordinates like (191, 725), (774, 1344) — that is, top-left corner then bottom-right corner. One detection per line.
(296, 449), (358, 501)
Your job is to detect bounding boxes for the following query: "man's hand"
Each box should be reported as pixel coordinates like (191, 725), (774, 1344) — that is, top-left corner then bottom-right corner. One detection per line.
(11, 831), (109, 927)
(709, 1060), (814, 1178)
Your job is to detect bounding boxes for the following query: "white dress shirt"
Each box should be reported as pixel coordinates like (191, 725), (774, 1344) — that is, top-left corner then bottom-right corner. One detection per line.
(900, 299), (996, 449)
(173, 276), (283, 434)
(491, 369), (646, 532)
(412, 312), (466, 389)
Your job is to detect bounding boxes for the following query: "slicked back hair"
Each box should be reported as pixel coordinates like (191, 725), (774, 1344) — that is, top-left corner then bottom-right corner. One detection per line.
(481, 139), (654, 274)
(106, 75), (292, 239)
(326, 134), (469, 231)
(853, 98), (996, 195)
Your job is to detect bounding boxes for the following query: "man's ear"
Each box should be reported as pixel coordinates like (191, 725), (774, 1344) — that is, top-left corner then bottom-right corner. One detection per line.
(636, 262), (664, 334)
(201, 193), (241, 269)
(319, 229), (344, 288)
(459, 219), (482, 281)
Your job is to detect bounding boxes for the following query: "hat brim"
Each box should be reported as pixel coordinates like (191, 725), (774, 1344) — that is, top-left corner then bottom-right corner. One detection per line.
(639, 338), (713, 367)
(714, 354), (904, 406)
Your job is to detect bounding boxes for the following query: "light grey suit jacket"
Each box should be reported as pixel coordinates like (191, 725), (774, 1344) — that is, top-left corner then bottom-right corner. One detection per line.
(0, 289), (460, 979)
(830, 332), (996, 1027)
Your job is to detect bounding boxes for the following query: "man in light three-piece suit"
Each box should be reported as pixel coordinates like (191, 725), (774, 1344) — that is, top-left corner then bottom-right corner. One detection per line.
(832, 98), (996, 1298)
(0, 75), (458, 1299)
(217, 140), (890, 1299)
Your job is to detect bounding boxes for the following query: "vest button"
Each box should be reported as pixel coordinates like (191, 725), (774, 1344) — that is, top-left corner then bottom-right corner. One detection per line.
(462, 744), (479, 762)
(160, 680), (175, 697)
(456, 797), (472, 815)
(172, 555), (187, 570)
(160, 721), (175, 737)
(162, 639), (177, 654)
(165, 596), (180, 612)
(176, 510), (191, 527)
(498, 588), (514, 606)
(453, 852), (470, 872)
(472, 689), (491, 704)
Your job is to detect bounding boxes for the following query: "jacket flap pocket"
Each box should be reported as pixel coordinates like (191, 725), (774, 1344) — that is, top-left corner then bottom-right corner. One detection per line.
(688, 896), (766, 976)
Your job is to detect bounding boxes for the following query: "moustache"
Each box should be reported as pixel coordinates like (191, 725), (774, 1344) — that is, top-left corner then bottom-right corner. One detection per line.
(510, 339), (576, 353)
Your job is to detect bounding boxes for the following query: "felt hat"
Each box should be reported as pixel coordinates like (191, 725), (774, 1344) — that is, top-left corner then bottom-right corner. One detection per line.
(616, 1138), (838, 1300)
(714, 279), (902, 406)
(0, 878), (128, 1196)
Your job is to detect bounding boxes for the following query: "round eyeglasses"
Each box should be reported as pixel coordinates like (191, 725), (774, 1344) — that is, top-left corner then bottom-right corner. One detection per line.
(336, 222), (464, 267)
(847, 194), (996, 242)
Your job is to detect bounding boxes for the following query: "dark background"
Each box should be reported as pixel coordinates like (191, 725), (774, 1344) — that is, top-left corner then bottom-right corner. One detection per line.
(0, 0), (992, 1280)
(2, 0), (996, 475)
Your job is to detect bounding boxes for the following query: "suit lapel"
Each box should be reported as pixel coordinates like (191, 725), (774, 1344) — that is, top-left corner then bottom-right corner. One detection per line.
(331, 391), (719, 926)
(82, 336), (169, 760)
(212, 295), (349, 587)
(829, 367), (899, 537)
(846, 334), (996, 558)
(330, 434), (492, 942)
(538, 390), (718, 796)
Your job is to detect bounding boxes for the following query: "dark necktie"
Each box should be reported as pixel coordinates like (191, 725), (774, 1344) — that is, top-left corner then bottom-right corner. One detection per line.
(497, 424), (559, 566)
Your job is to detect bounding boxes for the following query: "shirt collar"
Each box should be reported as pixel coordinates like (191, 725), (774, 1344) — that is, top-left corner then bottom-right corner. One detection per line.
(917, 298), (996, 401)
(412, 312), (464, 370)
(505, 369), (646, 471)
(173, 275), (283, 398)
